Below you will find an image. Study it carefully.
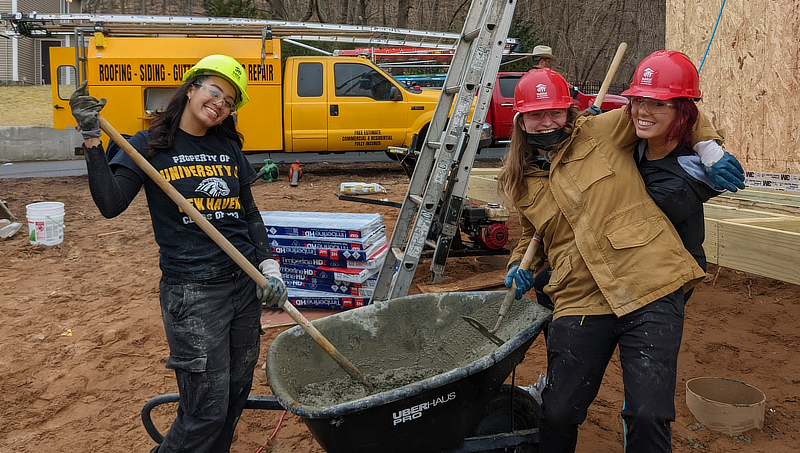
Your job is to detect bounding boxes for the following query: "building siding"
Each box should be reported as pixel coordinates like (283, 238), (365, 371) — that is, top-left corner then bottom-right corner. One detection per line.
(1, 0), (11, 83)
(2, 0), (68, 84)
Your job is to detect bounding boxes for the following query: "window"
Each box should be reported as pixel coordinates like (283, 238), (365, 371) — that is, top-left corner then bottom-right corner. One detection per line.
(498, 75), (522, 99)
(334, 63), (394, 100)
(144, 88), (178, 115)
(56, 65), (77, 100)
(297, 62), (323, 97)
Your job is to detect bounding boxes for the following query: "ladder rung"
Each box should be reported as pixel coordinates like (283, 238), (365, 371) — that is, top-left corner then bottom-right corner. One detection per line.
(425, 240), (437, 249)
(444, 85), (460, 95)
(427, 141), (442, 149)
(392, 247), (404, 261)
(409, 195), (423, 205)
(462, 28), (480, 42)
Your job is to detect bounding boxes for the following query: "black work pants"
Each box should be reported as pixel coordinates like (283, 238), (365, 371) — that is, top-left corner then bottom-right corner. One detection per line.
(152, 268), (262, 453)
(539, 289), (685, 453)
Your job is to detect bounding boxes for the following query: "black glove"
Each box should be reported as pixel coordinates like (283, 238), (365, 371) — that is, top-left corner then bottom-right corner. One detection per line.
(69, 81), (106, 139)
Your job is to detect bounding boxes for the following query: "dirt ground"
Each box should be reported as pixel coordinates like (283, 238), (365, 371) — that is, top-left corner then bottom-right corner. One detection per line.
(1, 160), (798, 453)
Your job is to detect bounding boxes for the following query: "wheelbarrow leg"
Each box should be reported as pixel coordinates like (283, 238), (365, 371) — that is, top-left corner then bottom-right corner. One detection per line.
(142, 393), (284, 444)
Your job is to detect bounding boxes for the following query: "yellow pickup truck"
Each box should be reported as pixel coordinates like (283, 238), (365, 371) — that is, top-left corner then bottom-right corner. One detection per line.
(50, 36), (472, 155)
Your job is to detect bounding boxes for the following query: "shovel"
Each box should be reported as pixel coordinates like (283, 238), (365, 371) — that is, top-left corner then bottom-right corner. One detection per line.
(97, 116), (373, 390)
(463, 232), (541, 345)
(0, 200), (23, 239)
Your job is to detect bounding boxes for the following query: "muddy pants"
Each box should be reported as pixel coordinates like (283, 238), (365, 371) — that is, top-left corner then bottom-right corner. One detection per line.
(152, 268), (262, 453)
(538, 289), (685, 453)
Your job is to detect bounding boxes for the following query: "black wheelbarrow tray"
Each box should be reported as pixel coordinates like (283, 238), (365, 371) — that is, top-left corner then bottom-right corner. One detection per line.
(141, 291), (550, 452)
(266, 291), (551, 453)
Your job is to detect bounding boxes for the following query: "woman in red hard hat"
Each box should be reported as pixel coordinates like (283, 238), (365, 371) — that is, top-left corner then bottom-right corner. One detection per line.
(69, 55), (286, 453)
(624, 50), (740, 293)
(497, 65), (742, 452)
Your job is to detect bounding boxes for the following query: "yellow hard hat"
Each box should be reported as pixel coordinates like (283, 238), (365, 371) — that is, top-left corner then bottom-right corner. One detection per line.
(183, 54), (250, 110)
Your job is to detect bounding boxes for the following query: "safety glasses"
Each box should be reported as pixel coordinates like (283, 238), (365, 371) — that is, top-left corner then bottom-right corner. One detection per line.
(526, 109), (567, 120)
(629, 97), (675, 114)
(193, 82), (236, 111)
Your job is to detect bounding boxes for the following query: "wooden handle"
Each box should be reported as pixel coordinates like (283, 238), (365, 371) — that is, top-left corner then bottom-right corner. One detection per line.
(97, 116), (370, 388)
(594, 42), (627, 108)
(490, 233), (541, 334)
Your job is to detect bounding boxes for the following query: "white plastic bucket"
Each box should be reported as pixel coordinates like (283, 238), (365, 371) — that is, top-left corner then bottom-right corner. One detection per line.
(26, 202), (65, 246)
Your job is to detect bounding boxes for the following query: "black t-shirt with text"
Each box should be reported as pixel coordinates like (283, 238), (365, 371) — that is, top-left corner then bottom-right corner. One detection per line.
(110, 129), (258, 280)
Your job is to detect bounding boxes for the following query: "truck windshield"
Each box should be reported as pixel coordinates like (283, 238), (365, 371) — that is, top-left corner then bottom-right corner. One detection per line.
(334, 63), (398, 100)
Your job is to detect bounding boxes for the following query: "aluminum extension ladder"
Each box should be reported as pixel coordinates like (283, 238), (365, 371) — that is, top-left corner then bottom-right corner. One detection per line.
(372, 0), (517, 303)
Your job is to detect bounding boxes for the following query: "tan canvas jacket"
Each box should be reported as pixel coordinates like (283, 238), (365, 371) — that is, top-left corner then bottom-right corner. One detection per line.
(508, 108), (722, 319)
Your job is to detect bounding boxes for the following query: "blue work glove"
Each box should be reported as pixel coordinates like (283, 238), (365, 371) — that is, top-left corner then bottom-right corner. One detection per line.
(705, 151), (745, 192)
(257, 259), (288, 306)
(69, 80), (106, 139)
(504, 262), (534, 300)
(587, 104), (602, 116)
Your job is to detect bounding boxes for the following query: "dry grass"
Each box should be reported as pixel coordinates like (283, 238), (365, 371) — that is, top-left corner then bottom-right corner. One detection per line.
(0, 85), (55, 127)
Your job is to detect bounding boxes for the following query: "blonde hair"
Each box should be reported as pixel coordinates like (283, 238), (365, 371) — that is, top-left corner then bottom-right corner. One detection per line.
(497, 106), (581, 204)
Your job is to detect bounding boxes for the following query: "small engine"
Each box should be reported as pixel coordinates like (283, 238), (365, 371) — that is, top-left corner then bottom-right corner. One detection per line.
(460, 203), (510, 250)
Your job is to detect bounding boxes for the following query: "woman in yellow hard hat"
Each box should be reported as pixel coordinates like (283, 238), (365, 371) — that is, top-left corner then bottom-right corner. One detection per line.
(69, 54), (285, 453)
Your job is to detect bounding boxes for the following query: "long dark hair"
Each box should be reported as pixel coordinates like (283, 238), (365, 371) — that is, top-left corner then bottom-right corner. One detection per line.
(625, 97), (698, 149)
(148, 75), (244, 157)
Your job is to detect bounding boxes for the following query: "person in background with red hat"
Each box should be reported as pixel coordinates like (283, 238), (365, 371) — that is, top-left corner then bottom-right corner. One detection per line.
(497, 63), (743, 452)
(69, 54), (287, 453)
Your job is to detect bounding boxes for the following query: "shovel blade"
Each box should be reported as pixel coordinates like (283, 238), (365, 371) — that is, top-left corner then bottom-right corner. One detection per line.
(461, 315), (506, 347)
(0, 222), (22, 239)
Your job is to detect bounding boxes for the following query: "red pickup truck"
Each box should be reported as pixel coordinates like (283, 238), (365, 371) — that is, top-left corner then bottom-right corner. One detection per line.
(485, 72), (629, 146)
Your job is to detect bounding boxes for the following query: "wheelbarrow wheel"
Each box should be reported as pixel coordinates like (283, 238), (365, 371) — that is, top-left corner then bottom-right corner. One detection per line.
(471, 384), (542, 453)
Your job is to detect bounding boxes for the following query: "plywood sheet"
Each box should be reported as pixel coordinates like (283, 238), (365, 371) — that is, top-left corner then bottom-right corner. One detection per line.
(667, 0), (800, 175)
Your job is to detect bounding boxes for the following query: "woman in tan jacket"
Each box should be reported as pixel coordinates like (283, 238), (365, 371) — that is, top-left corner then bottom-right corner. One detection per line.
(497, 65), (742, 452)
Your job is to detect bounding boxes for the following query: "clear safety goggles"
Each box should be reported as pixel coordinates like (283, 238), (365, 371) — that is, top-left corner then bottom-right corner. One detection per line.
(525, 109), (567, 121)
(629, 97), (676, 114)
(193, 82), (236, 111)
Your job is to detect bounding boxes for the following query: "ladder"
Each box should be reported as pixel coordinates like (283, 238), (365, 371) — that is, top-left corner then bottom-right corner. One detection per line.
(371, 0), (517, 303)
(1, 13), (462, 48)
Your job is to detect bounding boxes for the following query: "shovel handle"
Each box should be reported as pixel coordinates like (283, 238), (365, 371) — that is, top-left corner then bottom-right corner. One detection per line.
(97, 116), (370, 388)
(594, 42), (627, 108)
(490, 232), (541, 334)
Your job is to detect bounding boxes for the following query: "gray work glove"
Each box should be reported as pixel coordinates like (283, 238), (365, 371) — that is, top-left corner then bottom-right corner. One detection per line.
(256, 259), (288, 306)
(587, 104), (602, 116)
(69, 81), (106, 139)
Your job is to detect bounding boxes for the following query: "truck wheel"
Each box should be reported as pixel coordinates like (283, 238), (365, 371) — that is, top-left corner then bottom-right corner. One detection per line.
(470, 384), (541, 453)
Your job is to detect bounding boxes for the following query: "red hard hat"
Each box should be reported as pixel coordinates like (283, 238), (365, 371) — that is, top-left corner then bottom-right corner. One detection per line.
(513, 68), (573, 113)
(621, 50), (702, 100)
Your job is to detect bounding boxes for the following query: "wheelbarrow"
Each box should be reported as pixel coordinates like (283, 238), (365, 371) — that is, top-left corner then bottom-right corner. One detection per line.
(142, 291), (551, 452)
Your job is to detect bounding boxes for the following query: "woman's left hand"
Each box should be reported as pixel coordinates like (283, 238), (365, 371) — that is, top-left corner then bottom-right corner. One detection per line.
(257, 259), (288, 305)
(706, 152), (745, 192)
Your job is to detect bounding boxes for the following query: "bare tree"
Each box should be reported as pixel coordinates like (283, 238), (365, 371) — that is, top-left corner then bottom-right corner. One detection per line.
(268, 0), (288, 19)
(337, 0), (350, 24)
(396, 0), (411, 28)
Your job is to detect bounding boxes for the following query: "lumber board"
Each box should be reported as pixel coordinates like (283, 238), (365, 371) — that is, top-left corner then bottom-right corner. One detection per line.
(470, 167), (502, 176)
(465, 174), (510, 206)
(703, 219), (719, 264)
(726, 218), (800, 232)
(417, 268), (507, 293)
(704, 203), (787, 221)
(707, 196), (800, 217)
(716, 220), (800, 285)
